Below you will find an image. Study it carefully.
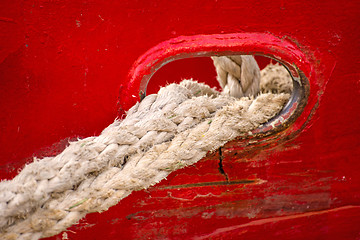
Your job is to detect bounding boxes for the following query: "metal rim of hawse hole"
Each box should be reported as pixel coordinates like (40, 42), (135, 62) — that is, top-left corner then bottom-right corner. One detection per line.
(138, 54), (310, 138)
(249, 55), (310, 136)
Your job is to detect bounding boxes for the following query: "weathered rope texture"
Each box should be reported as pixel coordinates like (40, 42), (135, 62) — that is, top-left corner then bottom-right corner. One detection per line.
(260, 62), (293, 94)
(0, 63), (291, 240)
(212, 55), (261, 98)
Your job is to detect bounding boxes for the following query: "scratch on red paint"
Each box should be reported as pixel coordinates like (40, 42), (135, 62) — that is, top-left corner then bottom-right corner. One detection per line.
(167, 192), (218, 201)
(0, 45), (23, 65)
(0, 17), (16, 23)
(157, 179), (262, 189)
(195, 205), (360, 239)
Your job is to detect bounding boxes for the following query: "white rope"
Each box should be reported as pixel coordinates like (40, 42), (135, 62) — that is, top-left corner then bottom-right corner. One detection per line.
(260, 62), (293, 94)
(0, 62), (291, 240)
(212, 55), (261, 98)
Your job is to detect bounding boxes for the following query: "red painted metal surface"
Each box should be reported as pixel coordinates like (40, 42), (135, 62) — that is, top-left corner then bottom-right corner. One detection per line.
(1, 0), (360, 239)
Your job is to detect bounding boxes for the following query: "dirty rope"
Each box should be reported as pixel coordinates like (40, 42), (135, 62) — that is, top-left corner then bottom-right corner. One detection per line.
(0, 62), (291, 240)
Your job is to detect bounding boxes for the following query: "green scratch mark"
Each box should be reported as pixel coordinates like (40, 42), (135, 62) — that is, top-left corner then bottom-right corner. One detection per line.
(69, 198), (88, 210)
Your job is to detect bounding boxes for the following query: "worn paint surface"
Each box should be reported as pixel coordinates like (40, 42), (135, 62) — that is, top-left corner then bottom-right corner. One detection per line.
(1, 0), (360, 239)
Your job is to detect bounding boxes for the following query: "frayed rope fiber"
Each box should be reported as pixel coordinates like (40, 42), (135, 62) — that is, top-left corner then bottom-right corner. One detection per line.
(0, 63), (291, 240)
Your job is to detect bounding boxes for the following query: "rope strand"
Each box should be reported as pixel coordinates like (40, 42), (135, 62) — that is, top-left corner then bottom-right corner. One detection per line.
(0, 62), (292, 240)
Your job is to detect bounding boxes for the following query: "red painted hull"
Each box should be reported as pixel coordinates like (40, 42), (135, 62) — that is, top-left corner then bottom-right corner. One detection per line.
(0, 0), (359, 239)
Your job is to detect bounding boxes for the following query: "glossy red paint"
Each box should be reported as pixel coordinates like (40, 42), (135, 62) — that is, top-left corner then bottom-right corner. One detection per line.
(121, 32), (312, 113)
(1, 0), (360, 239)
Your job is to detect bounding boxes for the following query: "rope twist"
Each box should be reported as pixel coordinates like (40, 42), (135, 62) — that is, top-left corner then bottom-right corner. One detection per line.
(0, 60), (291, 239)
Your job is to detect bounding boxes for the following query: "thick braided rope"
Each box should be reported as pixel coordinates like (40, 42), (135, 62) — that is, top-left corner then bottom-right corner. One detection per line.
(212, 55), (261, 98)
(260, 62), (293, 94)
(0, 64), (291, 240)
